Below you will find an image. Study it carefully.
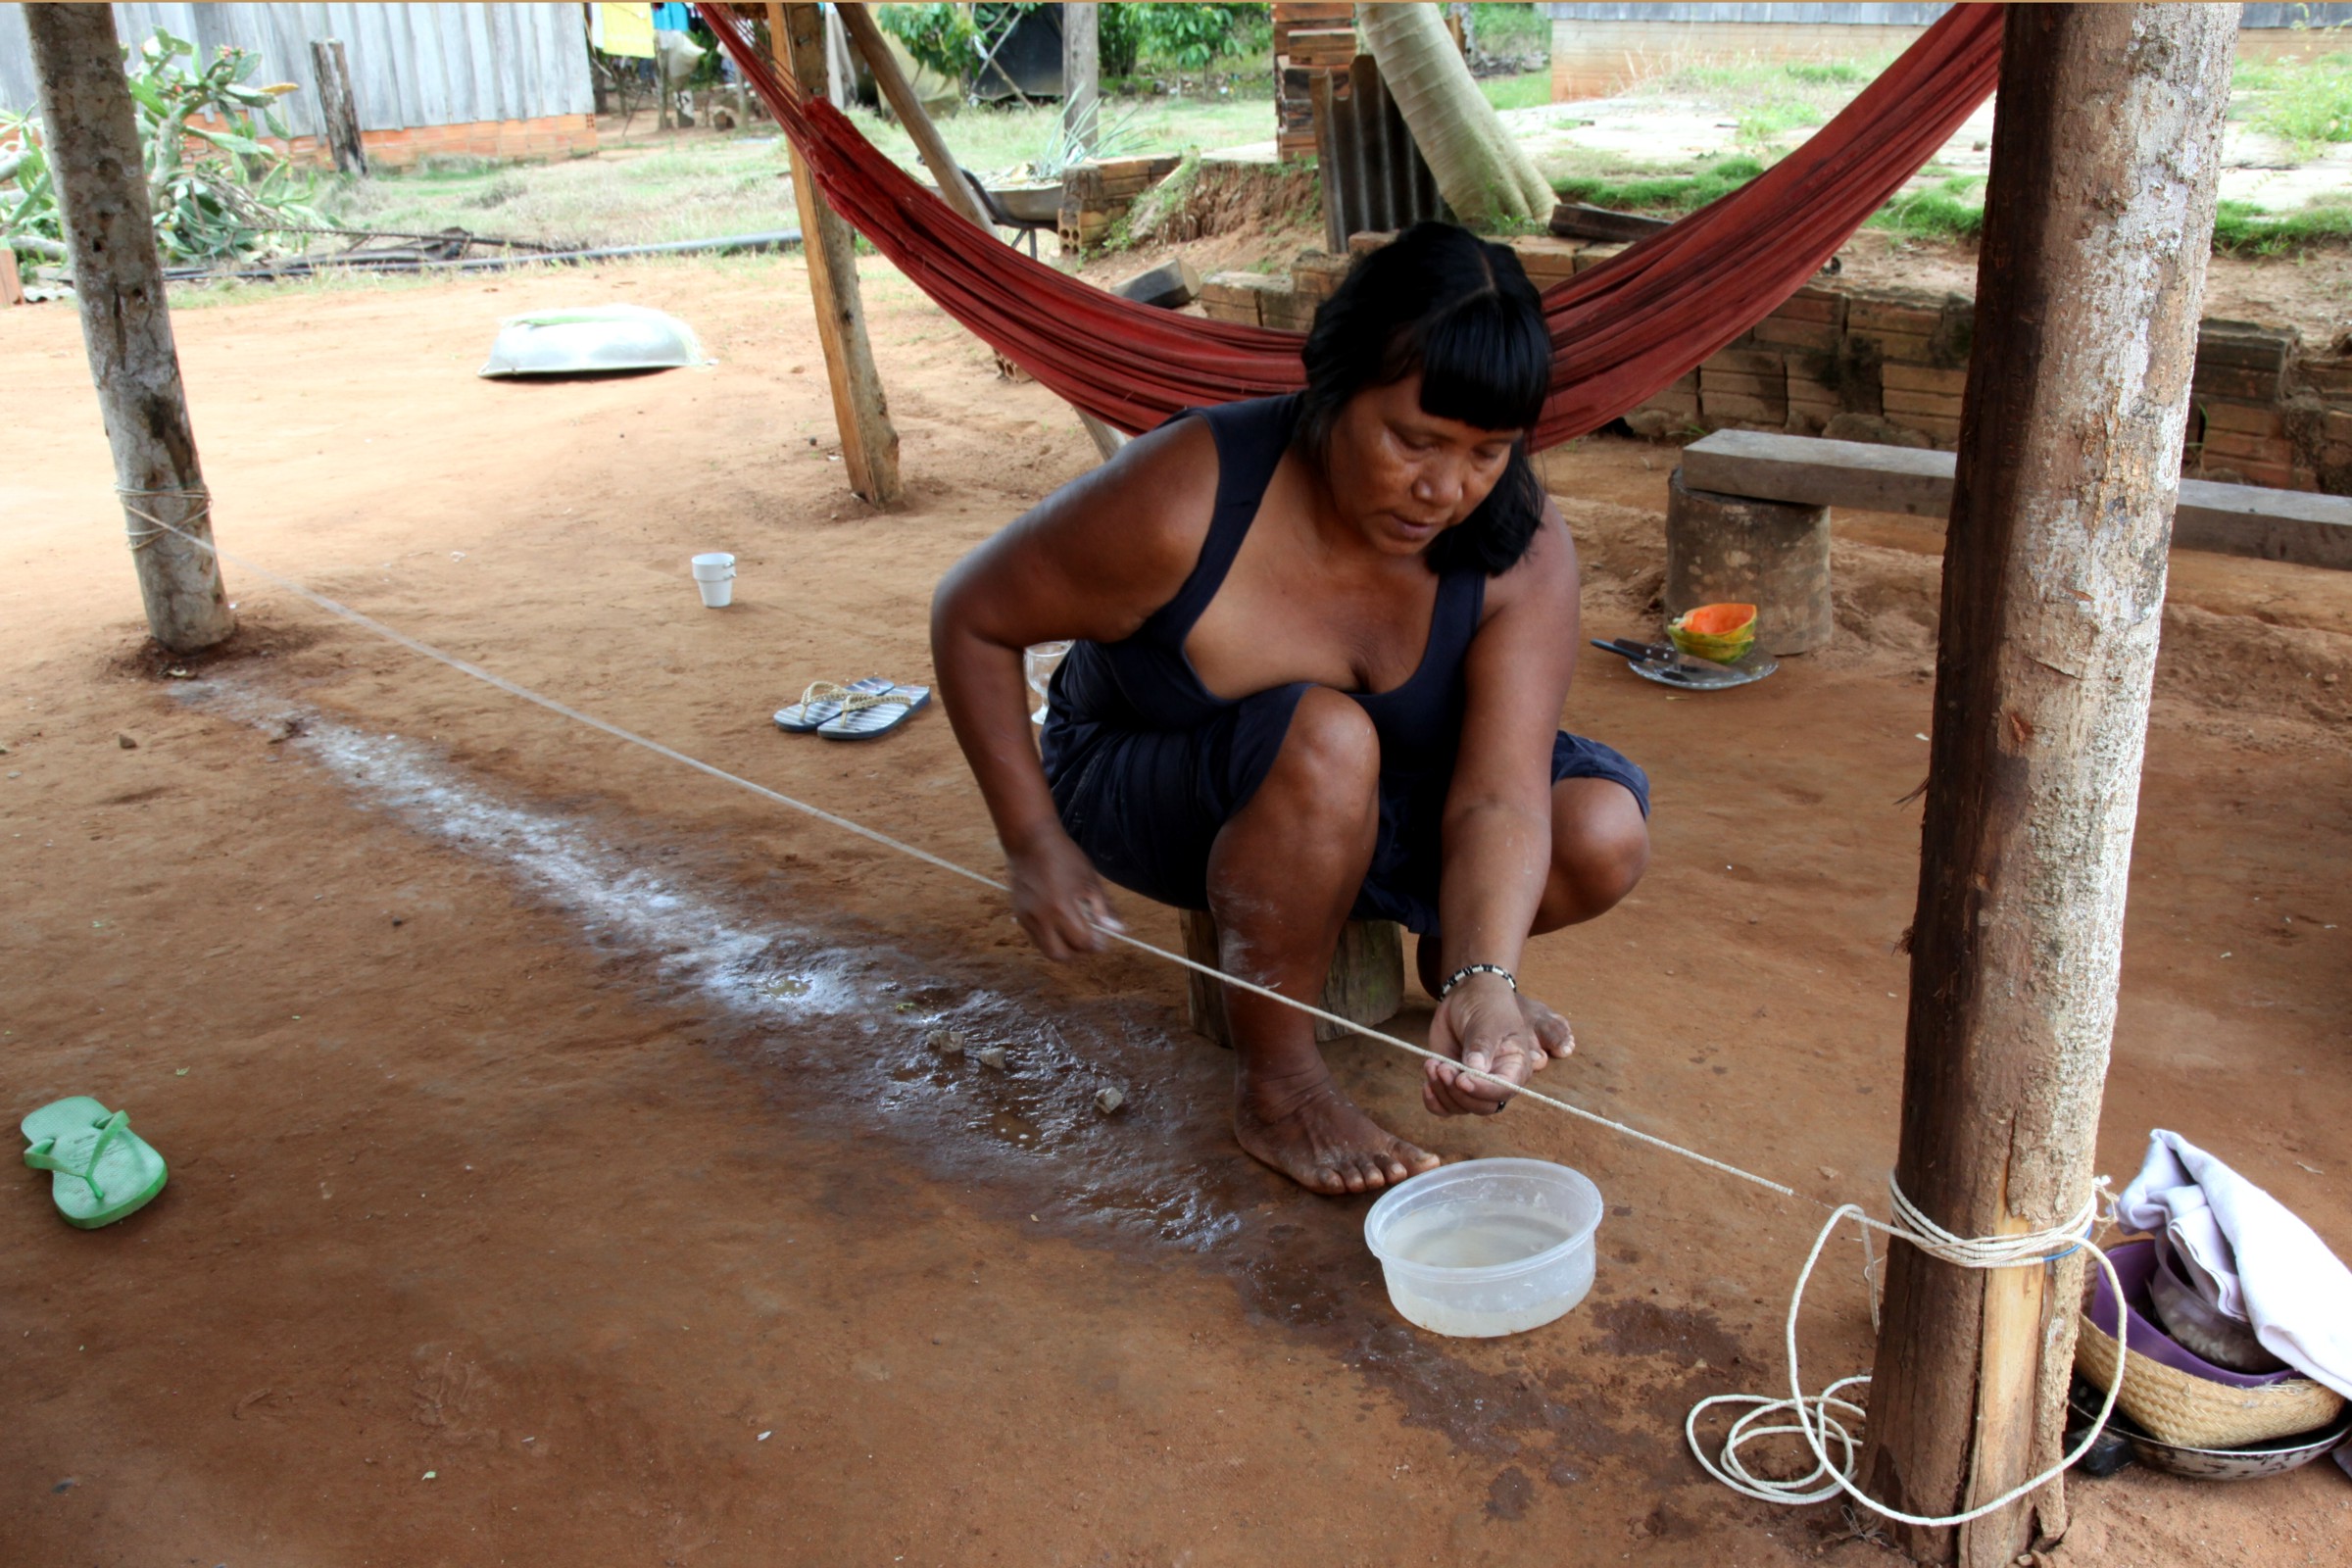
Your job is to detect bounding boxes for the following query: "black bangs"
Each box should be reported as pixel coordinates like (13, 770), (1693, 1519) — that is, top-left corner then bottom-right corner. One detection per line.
(1296, 221), (1553, 577)
(1412, 288), (1554, 437)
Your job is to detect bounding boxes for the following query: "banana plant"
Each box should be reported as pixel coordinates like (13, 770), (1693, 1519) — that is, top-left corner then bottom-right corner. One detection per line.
(2, 25), (332, 279)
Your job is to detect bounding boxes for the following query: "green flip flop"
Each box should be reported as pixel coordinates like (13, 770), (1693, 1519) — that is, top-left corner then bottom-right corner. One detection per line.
(22, 1097), (168, 1229)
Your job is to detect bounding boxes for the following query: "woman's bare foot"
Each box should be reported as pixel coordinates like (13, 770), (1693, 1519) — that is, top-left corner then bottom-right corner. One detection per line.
(1233, 1066), (1440, 1196)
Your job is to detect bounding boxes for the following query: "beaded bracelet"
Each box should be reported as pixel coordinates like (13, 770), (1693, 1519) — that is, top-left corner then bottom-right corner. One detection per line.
(1437, 962), (1517, 1000)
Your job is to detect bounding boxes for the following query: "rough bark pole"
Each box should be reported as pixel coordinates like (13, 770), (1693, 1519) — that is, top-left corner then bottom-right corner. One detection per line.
(27, 3), (234, 654)
(836, 3), (1126, 463)
(1857, 9), (2234, 1564)
(1061, 3), (1100, 153)
(767, 2), (901, 504)
(310, 38), (368, 176)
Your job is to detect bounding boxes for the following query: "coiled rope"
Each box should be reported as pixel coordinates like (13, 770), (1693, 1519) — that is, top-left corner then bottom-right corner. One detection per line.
(119, 498), (2127, 1527)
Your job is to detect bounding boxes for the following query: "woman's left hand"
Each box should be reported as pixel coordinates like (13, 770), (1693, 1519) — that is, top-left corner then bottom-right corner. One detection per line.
(1424, 973), (1546, 1116)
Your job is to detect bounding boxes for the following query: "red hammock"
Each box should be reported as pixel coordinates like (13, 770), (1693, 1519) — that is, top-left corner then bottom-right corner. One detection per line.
(700, 5), (2001, 449)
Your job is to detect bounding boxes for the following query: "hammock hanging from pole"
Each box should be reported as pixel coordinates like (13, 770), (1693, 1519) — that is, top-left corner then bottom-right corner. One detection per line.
(698, 3), (2003, 450)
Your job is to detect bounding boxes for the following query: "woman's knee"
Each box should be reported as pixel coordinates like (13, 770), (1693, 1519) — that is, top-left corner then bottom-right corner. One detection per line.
(1260, 687), (1380, 814)
(1541, 779), (1649, 926)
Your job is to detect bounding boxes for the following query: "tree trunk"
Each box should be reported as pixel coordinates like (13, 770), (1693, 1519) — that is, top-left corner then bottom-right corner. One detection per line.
(310, 38), (368, 176)
(1355, 3), (1550, 226)
(1857, 8), (2235, 1564)
(27, 2), (234, 654)
(1062, 3), (1101, 154)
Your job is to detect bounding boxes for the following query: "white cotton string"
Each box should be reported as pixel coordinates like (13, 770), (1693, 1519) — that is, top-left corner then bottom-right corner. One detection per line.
(118, 485), (209, 551)
(116, 508), (1799, 1199)
(130, 509), (2128, 1526)
(1686, 1179), (2127, 1529)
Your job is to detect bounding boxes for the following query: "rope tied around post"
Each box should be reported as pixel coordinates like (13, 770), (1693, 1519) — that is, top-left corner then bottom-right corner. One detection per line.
(1687, 1180), (2127, 1529)
(118, 487), (212, 552)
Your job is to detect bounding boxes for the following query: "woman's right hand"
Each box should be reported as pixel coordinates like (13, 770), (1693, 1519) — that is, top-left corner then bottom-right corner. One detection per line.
(1005, 827), (1124, 959)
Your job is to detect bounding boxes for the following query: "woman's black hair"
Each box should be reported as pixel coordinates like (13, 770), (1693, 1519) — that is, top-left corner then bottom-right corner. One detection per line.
(1296, 221), (1552, 575)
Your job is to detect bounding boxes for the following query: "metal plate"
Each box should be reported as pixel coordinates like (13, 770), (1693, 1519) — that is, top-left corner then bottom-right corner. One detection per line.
(477, 305), (709, 378)
(2067, 1389), (2352, 1482)
(1625, 648), (1779, 690)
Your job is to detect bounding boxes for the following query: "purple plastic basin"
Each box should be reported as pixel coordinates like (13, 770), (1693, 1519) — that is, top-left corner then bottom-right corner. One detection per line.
(2089, 1240), (2300, 1390)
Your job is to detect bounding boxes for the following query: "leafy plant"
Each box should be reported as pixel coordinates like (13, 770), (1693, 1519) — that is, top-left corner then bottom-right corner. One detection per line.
(1128, 4), (1270, 74)
(876, 3), (982, 81)
(2, 26), (331, 278)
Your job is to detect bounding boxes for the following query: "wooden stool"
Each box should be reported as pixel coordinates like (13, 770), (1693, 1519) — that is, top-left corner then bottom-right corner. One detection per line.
(1178, 910), (1404, 1049)
(1664, 467), (1834, 654)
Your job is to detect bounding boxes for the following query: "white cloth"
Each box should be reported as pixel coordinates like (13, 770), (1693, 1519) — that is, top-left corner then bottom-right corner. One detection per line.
(2118, 1129), (2352, 1398)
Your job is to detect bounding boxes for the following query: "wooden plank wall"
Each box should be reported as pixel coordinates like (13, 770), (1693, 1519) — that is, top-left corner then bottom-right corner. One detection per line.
(0, 3), (595, 137)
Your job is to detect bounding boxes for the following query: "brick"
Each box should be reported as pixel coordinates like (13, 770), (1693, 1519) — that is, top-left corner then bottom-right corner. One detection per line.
(2234, 459), (2299, 489)
(1571, 244), (1626, 271)
(1752, 318), (1841, 351)
(2200, 400), (2284, 437)
(2194, 363), (2283, 401)
(1885, 387), (1965, 420)
(2327, 408), (2352, 445)
(1701, 392), (1787, 425)
(1769, 290), (1846, 327)
(2200, 428), (2293, 465)
(1848, 298), (1942, 335)
(1259, 290), (1320, 332)
(1883, 363), (1968, 396)
(1286, 27), (1359, 68)
(2196, 321), (2297, 371)
(2298, 359), (2352, 397)
(1853, 329), (1936, 366)
(1703, 347), (1785, 378)
(1200, 297), (1261, 325)
(1701, 369), (1784, 401)
(1639, 390), (1700, 418)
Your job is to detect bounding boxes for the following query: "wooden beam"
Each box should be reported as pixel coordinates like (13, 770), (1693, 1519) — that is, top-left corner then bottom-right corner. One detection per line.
(767, 1), (900, 504)
(1856, 8), (2235, 1564)
(310, 38), (368, 177)
(836, 3), (1127, 463)
(26, 2), (234, 655)
(1681, 429), (2352, 570)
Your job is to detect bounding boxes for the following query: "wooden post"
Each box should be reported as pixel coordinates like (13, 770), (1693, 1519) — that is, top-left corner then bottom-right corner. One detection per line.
(309, 38), (368, 176)
(0, 243), (23, 308)
(1062, 3), (1100, 153)
(767, 1), (901, 504)
(1857, 8), (2234, 1564)
(26, 3), (233, 655)
(837, 3), (1128, 463)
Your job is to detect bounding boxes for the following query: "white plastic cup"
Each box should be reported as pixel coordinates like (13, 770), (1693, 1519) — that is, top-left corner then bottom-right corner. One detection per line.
(1025, 640), (1072, 725)
(691, 552), (735, 609)
(1363, 1158), (1603, 1338)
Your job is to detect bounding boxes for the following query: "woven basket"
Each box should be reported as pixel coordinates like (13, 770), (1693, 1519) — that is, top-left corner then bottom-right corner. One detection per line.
(2076, 1312), (2345, 1448)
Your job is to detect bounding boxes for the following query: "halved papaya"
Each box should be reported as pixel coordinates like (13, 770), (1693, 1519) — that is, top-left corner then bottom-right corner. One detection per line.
(1668, 602), (1758, 664)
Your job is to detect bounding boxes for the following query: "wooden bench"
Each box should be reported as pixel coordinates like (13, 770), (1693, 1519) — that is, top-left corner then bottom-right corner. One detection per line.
(1681, 429), (2352, 571)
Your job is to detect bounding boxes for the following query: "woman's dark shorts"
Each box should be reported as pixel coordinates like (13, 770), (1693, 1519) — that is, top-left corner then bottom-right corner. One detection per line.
(1043, 682), (1648, 937)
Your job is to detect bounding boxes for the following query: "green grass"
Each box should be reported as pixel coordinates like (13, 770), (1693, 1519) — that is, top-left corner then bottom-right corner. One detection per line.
(1551, 156), (1765, 214)
(321, 91), (1272, 252)
(2212, 196), (2352, 255)
(1479, 71), (1552, 113)
(1866, 175), (1986, 242)
(2233, 46), (2352, 158)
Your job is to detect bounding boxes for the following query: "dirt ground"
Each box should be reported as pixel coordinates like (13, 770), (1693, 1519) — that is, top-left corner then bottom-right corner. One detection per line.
(4, 257), (2349, 1567)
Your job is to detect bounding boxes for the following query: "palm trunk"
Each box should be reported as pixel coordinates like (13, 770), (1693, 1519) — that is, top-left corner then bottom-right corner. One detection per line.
(1356, 3), (1550, 226)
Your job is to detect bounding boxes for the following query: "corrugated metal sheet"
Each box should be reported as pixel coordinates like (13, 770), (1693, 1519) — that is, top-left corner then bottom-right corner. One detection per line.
(0, 3), (593, 133)
(1311, 53), (1449, 255)
(1544, 2), (2352, 25)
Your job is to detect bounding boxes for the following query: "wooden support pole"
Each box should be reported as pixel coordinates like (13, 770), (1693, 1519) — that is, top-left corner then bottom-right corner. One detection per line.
(27, 2), (234, 655)
(1062, 3), (1101, 153)
(309, 38), (368, 177)
(837, 3), (1128, 463)
(1857, 8), (2235, 1564)
(767, 1), (901, 504)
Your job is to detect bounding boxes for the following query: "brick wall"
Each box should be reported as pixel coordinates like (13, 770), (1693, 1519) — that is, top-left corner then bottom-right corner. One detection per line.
(1056, 155), (1185, 255)
(1273, 2), (1356, 161)
(1203, 231), (2352, 495)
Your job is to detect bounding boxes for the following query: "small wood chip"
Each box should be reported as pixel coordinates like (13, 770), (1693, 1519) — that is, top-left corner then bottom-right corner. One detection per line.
(1094, 1087), (1126, 1114)
(925, 1028), (963, 1056)
(975, 1046), (1007, 1071)
(116, 733), (137, 750)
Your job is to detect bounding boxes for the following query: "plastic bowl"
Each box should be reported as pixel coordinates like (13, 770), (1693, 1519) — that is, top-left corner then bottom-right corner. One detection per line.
(1363, 1158), (1603, 1338)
